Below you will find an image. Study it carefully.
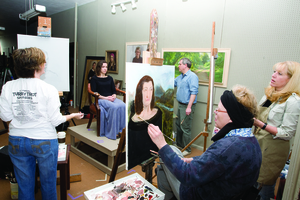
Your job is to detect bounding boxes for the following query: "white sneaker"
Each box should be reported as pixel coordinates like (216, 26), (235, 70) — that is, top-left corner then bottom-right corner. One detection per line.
(182, 150), (191, 156)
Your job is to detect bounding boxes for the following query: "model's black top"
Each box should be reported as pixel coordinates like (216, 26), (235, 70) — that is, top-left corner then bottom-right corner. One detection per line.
(90, 75), (116, 96)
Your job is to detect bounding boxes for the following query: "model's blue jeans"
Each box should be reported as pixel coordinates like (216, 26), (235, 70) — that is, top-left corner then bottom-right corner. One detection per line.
(8, 136), (58, 200)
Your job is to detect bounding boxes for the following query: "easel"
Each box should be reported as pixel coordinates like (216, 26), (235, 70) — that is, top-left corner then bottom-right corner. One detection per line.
(59, 92), (76, 126)
(137, 8), (162, 183)
(108, 122), (158, 184)
(181, 22), (218, 153)
(110, 10), (163, 183)
(0, 65), (13, 135)
(1, 67), (14, 86)
(109, 128), (126, 182)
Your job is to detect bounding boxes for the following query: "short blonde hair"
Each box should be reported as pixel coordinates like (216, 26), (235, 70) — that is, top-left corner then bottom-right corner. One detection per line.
(12, 47), (46, 78)
(232, 85), (258, 118)
(135, 47), (141, 53)
(265, 61), (300, 103)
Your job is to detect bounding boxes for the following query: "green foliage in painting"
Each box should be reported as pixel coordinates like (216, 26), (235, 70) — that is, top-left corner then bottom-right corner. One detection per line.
(163, 51), (225, 83)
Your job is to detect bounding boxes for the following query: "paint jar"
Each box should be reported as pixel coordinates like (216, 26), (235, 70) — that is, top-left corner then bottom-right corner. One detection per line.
(10, 182), (18, 199)
(57, 131), (66, 145)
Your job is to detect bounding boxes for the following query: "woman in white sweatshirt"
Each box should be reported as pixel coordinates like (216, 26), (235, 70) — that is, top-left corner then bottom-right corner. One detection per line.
(0, 47), (83, 200)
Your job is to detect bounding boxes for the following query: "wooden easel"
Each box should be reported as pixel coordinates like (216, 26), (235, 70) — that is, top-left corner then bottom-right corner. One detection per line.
(181, 22), (218, 153)
(109, 128), (126, 182)
(136, 8), (161, 184)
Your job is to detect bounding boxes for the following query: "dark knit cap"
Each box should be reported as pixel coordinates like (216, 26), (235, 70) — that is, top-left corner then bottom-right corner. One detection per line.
(211, 90), (254, 142)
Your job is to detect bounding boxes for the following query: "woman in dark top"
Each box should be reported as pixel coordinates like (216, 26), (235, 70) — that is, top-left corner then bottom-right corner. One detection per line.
(127, 75), (162, 169)
(87, 61), (96, 83)
(148, 85), (262, 200)
(90, 60), (125, 140)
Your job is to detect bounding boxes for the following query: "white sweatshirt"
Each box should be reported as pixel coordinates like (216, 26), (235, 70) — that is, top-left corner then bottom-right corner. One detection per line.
(0, 78), (66, 139)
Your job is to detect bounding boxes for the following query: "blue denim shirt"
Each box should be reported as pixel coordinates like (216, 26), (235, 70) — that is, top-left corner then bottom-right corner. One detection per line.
(174, 70), (199, 104)
(159, 128), (262, 200)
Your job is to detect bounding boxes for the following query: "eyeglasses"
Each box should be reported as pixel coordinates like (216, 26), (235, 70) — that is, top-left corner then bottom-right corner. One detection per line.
(214, 109), (227, 113)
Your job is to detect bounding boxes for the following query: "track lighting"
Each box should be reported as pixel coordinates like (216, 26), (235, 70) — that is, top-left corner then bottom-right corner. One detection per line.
(111, 0), (137, 14)
(19, 4), (46, 21)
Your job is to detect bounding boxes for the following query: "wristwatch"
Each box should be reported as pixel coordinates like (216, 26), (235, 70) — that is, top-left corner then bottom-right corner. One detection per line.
(262, 123), (267, 130)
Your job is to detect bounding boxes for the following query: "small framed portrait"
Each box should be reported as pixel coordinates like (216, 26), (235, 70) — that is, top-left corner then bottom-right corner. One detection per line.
(114, 79), (123, 90)
(105, 50), (118, 74)
(125, 42), (148, 63)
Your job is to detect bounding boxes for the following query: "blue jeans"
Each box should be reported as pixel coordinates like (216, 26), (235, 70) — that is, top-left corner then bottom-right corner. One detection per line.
(8, 136), (58, 200)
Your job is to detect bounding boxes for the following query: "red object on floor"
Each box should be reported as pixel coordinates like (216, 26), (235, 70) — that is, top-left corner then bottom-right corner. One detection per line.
(86, 114), (90, 119)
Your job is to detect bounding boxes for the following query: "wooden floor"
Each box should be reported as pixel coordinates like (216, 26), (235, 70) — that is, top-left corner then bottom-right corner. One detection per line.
(0, 106), (203, 200)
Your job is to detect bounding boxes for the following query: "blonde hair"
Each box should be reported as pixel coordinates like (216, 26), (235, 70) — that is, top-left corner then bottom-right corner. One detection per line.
(232, 85), (258, 118)
(135, 47), (141, 53)
(265, 61), (300, 103)
(12, 47), (46, 78)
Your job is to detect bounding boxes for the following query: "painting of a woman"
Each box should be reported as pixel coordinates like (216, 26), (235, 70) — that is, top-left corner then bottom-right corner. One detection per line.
(108, 53), (116, 71)
(128, 75), (162, 169)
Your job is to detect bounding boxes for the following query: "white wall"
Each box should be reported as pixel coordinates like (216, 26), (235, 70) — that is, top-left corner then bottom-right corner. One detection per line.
(33, 0), (300, 149)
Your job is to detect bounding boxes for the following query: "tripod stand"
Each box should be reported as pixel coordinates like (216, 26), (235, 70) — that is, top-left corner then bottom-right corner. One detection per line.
(0, 68), (14, 90)
(59, 95), (76, 126)
(62, 102), (76, 126)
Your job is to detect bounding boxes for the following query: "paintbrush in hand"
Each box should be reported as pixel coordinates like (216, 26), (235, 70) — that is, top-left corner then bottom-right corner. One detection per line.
(181, 115), (188, 125)
(138, 116), (174, 142)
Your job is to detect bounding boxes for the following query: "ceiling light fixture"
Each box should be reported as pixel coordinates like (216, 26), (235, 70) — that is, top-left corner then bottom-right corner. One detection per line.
(120, 3), (126, 12)
(131, 0), (137, 9)
(19, 4), (46, 21)
(111, 0), (137, 14)
(111, 5), (116, 14)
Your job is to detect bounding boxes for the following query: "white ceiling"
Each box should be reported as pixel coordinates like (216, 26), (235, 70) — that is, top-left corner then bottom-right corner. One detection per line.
(0, 0), (95, 36)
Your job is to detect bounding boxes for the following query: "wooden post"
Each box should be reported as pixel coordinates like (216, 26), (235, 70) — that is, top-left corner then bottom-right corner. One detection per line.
(181, 22), (216, 153)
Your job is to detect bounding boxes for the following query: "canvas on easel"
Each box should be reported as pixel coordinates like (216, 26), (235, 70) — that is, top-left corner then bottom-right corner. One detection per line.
(126, 63), (174, 170)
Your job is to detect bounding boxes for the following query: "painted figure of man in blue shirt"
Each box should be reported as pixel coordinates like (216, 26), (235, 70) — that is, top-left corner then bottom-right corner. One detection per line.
(174, 58), (199, 156)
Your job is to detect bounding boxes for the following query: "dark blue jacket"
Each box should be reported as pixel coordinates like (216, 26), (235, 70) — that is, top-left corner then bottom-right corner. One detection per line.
(159, 133), (262, 200)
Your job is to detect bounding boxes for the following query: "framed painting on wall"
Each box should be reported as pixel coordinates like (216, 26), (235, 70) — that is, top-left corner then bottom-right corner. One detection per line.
(114, 79), (123, 90)
(105, 50), (118, 74)
(162, 48), (231, 87)
(125, 42), (148, 63)
(79, 56), (105, 112)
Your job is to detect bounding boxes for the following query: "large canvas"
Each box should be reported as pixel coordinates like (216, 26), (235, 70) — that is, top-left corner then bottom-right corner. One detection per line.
(17, 34), (69, 91)
(126, 63), (175, 170)
(162, 48), (231, 87)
